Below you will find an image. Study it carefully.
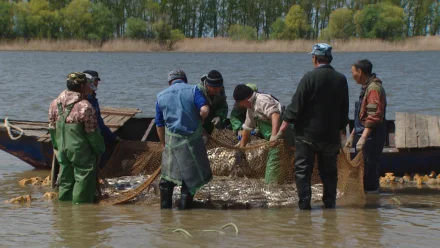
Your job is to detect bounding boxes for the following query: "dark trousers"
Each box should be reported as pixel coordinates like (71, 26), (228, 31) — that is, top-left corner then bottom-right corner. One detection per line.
(354, 132), (385, 192)
(294, 139), (339, 210)
(159, 179), (193, 210)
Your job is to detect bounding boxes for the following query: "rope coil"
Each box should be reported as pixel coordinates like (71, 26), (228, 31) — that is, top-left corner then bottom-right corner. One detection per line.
(4, 117), (24, 140)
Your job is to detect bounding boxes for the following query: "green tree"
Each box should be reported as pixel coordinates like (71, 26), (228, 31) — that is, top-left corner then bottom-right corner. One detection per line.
(125, 17), (148, 39)
(152, 20), (172, 41)
(0, 1), (14, 38)
(284, 5), (310, 39)
(89, 3), (116, 41)
(328, 8), (355, 39)
(269, 17), (287, 39)
(62, 0), (93, 39)
(169, 29), (185, 49)
(354, 2), (406, 40)
(228, 24), (257, 40)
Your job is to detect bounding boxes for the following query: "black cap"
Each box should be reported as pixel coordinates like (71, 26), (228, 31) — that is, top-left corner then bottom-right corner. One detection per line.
(83, 70), (100, 81)
(233, 84), (254, 101)
(202, 70), (223, 87)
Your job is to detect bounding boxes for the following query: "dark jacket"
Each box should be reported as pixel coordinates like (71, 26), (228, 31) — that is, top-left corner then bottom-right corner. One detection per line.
(88, 93), (117, 145)
(283, 64), (349, 144)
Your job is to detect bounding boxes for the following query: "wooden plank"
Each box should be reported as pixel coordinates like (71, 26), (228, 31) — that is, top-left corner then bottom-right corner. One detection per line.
(103, 115), (117, 123)
(416, 114), (429, 148)
(405, 113), (418, 148)
(100, 110), (137, 116)
(38, 137), (48, 143)
(427, 115), (440, 147)
(107, 115), (126, 125)
(142, 119), (156, 142)
(394, 112), (406, 149)
(101, 106), (141, 113)
(100, 114), (109, 119)
(116, 116), (131, 126)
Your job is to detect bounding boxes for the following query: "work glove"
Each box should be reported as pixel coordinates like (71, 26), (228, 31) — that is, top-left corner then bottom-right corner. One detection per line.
(234, 150), (246, 164)
(345, 134), (354, 148)
(356, 136), (366, 151)
(269, 130), (284, 142)
(211, 116), (221, 126)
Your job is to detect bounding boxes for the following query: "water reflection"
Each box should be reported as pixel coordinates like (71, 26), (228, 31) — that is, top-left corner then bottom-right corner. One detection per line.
(52, 204), (111, 248)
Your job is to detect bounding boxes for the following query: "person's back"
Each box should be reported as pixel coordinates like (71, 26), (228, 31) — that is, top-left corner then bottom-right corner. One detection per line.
(157, 81), (200, 135)
(293, 65), (348, 144)
(281, 43), (349, 210)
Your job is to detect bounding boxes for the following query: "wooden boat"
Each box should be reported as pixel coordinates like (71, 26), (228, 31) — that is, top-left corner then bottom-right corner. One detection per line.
(1, 108), (440, 176)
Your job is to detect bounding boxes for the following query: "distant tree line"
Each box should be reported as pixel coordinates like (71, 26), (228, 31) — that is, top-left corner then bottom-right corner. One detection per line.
(0, 0), (439, 44)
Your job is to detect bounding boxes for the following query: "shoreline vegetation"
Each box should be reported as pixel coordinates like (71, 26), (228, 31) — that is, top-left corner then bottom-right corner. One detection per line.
(1, 36), (440, 53)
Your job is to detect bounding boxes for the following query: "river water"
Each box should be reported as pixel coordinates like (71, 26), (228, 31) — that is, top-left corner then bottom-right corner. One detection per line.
(1, 51), (440, 247)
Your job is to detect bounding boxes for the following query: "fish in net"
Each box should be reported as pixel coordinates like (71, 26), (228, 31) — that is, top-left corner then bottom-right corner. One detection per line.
(98, 129), (365, 208)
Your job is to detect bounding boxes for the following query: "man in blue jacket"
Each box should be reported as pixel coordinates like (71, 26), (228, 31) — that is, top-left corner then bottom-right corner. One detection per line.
(84, 70), (120, 168)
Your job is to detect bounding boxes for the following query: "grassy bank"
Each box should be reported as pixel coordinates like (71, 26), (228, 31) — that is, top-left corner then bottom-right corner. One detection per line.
(1, 36), (440, 52)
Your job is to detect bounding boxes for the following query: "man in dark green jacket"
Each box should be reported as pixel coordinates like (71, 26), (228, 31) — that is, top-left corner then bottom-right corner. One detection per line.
(280, 43), (349, 210)
(198, 70), (228, 135)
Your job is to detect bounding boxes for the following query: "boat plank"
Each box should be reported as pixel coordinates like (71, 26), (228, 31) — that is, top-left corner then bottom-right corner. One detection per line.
(416, 114), (429, 148)
(394, 112), (406, 149)
(405, 113), (418, 148)
(117, 116), (131, 126)
(107, 115), (126, 126)
(100, 111), (138, 116)
(427, 115), (440, 147)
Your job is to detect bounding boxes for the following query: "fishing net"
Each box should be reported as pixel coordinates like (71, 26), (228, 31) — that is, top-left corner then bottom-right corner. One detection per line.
(98, 129), (365, 208)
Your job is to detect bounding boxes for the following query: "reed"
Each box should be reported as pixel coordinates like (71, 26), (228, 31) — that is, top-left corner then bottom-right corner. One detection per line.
(1, 36), (440, 52)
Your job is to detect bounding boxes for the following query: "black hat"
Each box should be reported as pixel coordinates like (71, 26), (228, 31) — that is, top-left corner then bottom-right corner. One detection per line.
(83, 70), (100, 81)
(233, 84), (254, 101)
(202, 70), (223, 87)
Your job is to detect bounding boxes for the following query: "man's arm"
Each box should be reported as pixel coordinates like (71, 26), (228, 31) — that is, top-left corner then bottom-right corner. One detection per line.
(83, 106), (106, 155)
(214, 87), (229, 121)
(271, 113), (281, 137)
(155, 102), (166, 147)
(194, 87), (210, 122)
(48, 101), (58, 150)
(283, 75), (309, 123)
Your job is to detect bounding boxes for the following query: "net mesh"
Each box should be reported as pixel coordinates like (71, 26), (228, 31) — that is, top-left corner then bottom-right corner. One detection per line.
(99, 129), (365, 208)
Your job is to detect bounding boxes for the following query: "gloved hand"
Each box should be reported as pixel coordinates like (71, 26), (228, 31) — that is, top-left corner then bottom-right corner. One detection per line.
(251, 129), (258, 136)
(356, 136), (366, 150)
(269, 130), (284, 142)
(234, 150), (246, 164)
(345, 134), (354, 148)
(237, 130), (243, 141)
(211, 116), (221, 126)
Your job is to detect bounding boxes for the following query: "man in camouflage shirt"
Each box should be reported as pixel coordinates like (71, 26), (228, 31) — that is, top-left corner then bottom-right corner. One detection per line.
(49, 72), (105, 204)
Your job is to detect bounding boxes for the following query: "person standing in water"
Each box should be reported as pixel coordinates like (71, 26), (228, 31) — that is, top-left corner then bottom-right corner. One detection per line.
(48, 72), (105, 204)
(346, 59), (387, 194)
(155, 70), (212, 210)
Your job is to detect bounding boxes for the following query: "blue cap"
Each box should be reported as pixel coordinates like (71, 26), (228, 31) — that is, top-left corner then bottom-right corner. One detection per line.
(309, 43), (332, 56)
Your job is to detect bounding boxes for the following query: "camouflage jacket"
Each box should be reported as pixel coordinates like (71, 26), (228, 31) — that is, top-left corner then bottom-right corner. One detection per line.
(49, 90), (98, 133)
(358, 74), (387, 128)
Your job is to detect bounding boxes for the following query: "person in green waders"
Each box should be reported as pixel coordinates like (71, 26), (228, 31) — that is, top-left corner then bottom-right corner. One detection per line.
(233, 84), (284, 184)
(230, 83), (259, 143)
(48, 72), (105, 204)
(156, 70), (212, 210)
(198, 70), (228, 136)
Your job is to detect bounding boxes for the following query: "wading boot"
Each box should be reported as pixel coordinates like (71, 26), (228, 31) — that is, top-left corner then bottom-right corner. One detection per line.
(298, 198), (312, 210)
(159, 179), (174, 209)
(178, 193), (193, 210)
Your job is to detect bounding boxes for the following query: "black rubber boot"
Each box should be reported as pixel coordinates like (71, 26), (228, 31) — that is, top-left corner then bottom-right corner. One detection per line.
(294, 140), (314, 211)
(318, 154), (338, 209)
(159, 179), (174, 209)
(178, 182), (193, 210)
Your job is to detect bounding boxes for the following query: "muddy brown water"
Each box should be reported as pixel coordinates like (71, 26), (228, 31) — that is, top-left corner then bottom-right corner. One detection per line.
(1, 52), (440, 247)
